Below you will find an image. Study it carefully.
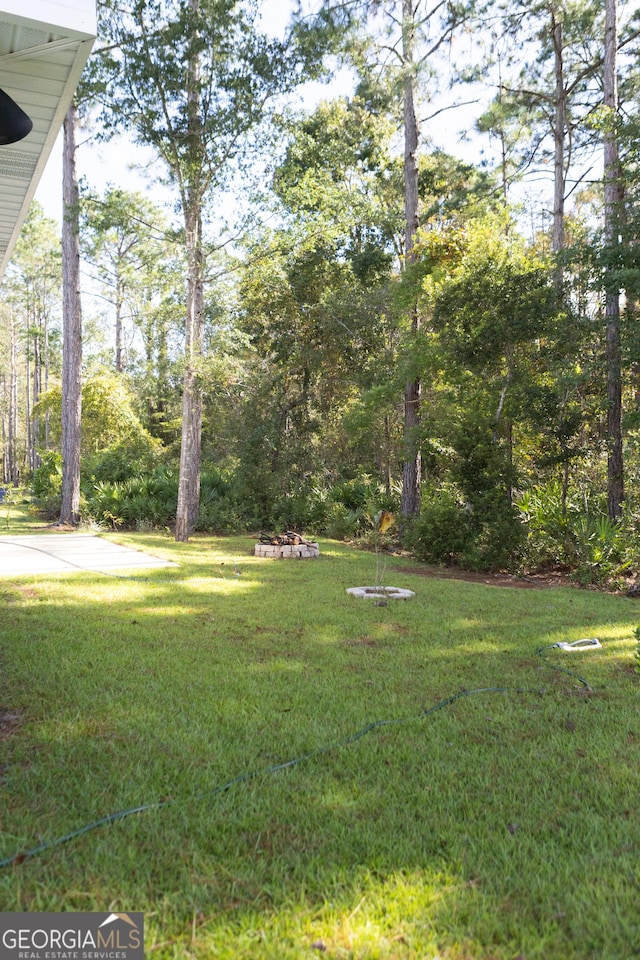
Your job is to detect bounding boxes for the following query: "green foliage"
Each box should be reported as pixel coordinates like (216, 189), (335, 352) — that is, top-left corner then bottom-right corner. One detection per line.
(83, 465), (245, 533)
(320, 477), (397, 540)
(0, 203), (63, 483)
(98, 0), (299, 195)
(412, 404), (524, 571)
(31, 373), (164, 522)
(31, 451), (62, 499)
(83, 468), (177, 530)
(416, 221), (598, 488)
(402, 483), (474, 566)
(231, 220), (399, 519)
(80, 187), (184, 391)
(325, 477), (399, 539)
(83, 442), (161, 484)
(274, 97), (395, 230)
(571, 514), (633, 586)
(215, 466), (398, 541)
(516, 481), (576, 570)
(31, 452), (64, 519)
(404, 482), (523, 572)
(516, 482), (640, 585)
(196, 471), (245, 534)
(34, 371), (162, 463)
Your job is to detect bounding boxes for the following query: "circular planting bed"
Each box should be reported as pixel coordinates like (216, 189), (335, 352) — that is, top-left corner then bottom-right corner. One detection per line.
(346, 586), (415, 600)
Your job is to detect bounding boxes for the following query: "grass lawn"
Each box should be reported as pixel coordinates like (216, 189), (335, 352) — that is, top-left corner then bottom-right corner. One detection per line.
(1, 489), (46, 534)
(0, 523), (638, 959)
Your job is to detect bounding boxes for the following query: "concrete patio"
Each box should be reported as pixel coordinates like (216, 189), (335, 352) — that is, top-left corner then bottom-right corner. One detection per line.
(0, 533), (177, 576)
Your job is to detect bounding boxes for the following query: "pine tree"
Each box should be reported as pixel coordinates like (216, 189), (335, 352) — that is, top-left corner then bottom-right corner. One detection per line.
(60, 101), (83, 526)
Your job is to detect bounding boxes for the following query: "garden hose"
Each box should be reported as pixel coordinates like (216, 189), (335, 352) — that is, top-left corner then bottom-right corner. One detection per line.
(536, 642), (594, 691)
(0, 646), (595, 870)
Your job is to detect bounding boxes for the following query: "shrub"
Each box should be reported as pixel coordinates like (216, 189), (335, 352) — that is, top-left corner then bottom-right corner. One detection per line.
(403, 484), (474, 566)
(84, 442), (161, 483)
(196, 470), (245, 533)
(84, 466), (178, 529)
(323, 502), (362, 540)
(515, 482), (640, 585)
(84, 464), (249, 533)
(405, 483), (523, 572)
(31, 452), (63, 519)
(304, 486), (331, 531)
(85, 480), (126, 528)
(515, 481), (577, 570)
(32, 451), (62, 500)
(570, 514), (632, 586)
(469, 493), (525, 571)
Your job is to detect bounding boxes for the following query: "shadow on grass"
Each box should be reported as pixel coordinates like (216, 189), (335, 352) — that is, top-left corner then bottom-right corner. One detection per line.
(0, 536), (638, 959)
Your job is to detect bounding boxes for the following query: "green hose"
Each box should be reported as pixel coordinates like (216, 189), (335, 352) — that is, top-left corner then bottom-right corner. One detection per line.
(0, 645), (593, 870)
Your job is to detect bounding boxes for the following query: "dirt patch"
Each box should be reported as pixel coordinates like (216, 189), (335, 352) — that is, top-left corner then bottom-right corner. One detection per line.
(344, 636), (378, 648)
(0, 709), (21, 740)
(395, 564), (575, 590)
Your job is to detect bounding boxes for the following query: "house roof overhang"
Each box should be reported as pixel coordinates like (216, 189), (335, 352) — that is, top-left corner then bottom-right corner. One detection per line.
(0, 0), (96, 276)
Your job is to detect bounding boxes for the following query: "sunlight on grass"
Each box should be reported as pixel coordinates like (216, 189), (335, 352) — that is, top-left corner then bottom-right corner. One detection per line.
(0, 534), (638, 958)
(0, 493), (45, 533)
(175, 867), (461, 960)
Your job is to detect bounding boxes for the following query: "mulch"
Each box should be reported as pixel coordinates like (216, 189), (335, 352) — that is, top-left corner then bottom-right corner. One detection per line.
(396, 564), (581, 591)
(396, 562), (640, 596)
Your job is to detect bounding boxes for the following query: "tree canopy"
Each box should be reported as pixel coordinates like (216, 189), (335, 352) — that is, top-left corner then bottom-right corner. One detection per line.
(2, 0), (640, 581)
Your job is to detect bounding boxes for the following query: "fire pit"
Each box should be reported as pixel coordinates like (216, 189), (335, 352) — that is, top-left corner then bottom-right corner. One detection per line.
(254, 531), (320, 559)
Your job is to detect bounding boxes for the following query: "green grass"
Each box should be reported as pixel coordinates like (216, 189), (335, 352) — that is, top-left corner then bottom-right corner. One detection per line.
(0, 532), (638, 959)
(0, 489), (46, 533)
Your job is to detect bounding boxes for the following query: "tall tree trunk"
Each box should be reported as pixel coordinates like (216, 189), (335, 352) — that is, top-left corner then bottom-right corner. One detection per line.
(60, 101), (83, 526)
(44, 314), (50, 450)
(175, 0), (205, 542)
(8, 311), (18, 486)
(31, 314), (42, 469)
(175, 211), (204, 541)
(604, 0), (624, 520)
(400, 0), (421, 519)
(1, 378), (6, 483)
(115, 275), (124, 372)
(552, 12), (566, 259)
(497, 81), (509, 207)
(25, 338), (31, 473)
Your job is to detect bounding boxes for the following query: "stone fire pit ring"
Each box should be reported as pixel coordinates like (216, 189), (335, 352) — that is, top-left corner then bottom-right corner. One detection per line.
(346, 586), (415, 600)
(254, 542), (320, 559)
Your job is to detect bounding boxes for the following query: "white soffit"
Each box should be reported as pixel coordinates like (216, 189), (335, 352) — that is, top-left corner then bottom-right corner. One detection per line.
(0, 0), (96, 276)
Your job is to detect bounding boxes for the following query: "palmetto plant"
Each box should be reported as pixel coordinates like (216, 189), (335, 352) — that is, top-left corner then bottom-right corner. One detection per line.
(516, 481), (638, 584)
(572, 513), (631, 584)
